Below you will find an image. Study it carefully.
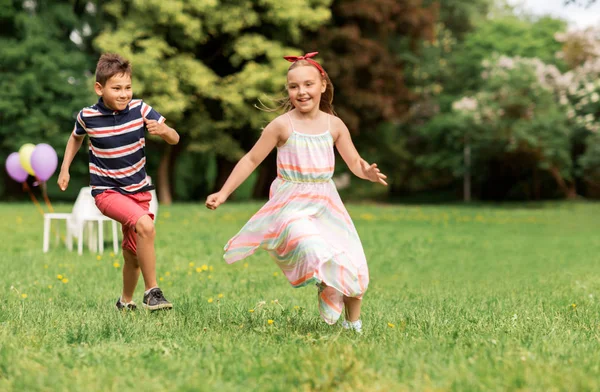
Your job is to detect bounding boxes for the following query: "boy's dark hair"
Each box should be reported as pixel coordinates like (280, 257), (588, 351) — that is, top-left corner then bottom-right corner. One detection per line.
(95, 53), (132, 85)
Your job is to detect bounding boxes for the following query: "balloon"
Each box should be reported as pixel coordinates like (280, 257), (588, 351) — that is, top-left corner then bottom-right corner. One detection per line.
(31, 143), (58, 182)
(18, 143), (36, 175)
(5, 152), (29, 182)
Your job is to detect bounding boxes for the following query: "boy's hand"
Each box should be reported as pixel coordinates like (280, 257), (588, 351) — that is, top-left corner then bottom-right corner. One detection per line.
(144, 118), (168, 136)
(57, 170), (70, 191)
(205, 192), (227, 210)
(361, 160), (388, 186)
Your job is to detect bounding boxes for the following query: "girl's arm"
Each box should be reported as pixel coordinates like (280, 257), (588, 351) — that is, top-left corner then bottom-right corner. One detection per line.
(206, 120), (283, 209)
(333, 118), (388, 186)
(57, 133), (85, 191)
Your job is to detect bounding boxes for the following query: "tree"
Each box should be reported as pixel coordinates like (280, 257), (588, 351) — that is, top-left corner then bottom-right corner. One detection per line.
(95, 0), (332, 203)
(0, 0), (96, 200)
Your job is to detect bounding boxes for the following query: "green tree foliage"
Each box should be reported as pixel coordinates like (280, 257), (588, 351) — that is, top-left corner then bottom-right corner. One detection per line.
(95, 0), (332, 202)
(0, 0), (96, 199)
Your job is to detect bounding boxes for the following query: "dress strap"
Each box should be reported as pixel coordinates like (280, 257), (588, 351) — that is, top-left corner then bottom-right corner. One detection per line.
(286, 113), (296, 132)
(326, 114), (331, 132)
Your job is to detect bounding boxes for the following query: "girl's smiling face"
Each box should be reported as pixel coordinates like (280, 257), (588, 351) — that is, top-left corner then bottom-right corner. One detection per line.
(286, 65), (326, 114)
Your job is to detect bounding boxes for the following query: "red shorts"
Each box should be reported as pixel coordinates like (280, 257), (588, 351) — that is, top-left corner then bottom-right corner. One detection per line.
(94, 190), (154, 255)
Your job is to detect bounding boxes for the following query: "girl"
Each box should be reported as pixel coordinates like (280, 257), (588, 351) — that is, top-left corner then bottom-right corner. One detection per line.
(205, 52), (387, 332)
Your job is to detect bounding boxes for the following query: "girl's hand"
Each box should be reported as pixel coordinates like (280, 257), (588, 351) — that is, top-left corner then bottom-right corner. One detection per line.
(205, 192), (228, 210)
(361, 160), (388, 186)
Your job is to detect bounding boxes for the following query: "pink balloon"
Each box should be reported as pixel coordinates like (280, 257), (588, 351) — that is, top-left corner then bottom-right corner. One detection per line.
(5, 152), (29, 182)
(31, 143), (58, 182)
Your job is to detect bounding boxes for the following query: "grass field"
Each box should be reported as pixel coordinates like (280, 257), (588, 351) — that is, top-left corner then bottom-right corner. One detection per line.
(1, 201), (600, 391)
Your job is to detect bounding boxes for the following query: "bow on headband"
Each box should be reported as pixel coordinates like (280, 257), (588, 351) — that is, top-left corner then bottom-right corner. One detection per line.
(283, 52), (326, 76)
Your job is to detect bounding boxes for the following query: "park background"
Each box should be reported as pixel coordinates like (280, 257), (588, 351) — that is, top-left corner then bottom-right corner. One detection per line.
(2, 0), (600, 391)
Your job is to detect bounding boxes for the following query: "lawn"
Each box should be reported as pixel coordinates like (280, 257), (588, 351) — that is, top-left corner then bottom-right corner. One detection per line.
(1, 201), (599, 391)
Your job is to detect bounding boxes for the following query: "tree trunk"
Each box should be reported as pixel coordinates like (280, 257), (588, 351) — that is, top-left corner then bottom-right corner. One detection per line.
(157, 145), (173, 205)
(252, 151), (277, 199)
(549, 166), (578, 199)
(213, 155), (237, 195)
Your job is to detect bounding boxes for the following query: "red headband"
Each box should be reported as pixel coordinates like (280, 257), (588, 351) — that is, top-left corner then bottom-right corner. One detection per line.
(283, 52), (326, 76)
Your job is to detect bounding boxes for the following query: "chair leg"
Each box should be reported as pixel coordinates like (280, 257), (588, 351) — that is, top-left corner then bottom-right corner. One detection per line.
(78, 224), (84, 255)
(66, 220), (73, 251)
(88, 221), (96, 252)
(112, 220), (119, 254)
(98, 220), (104, 254)
(43, 216), (50, 253)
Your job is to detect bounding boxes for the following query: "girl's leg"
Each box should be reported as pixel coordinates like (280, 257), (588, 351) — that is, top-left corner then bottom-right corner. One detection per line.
(343, 296), (362, 322)
(121, 249), (140, 303)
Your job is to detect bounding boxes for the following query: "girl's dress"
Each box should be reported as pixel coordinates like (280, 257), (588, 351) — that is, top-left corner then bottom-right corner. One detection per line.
(223, 113), (369, 324)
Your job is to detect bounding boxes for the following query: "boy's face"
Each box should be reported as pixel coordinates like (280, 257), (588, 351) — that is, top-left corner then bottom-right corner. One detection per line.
(94, 73), (132, 111)
(286, 66), (326, 114)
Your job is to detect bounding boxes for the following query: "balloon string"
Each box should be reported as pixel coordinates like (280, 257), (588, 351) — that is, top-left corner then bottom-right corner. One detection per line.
(23, 182), (45, 216)
(39, 180), (55, 213)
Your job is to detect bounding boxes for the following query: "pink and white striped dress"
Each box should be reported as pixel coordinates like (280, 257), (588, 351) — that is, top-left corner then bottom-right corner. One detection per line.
(223, 113), (369, 324)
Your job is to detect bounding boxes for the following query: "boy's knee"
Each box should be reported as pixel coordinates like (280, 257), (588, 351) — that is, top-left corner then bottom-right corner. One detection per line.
(135, 215), (155, 239)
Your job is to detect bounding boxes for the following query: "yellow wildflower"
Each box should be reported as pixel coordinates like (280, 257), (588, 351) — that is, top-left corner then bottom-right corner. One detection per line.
(62, 278), (69, 284)
(57, 274), (63, 280)
(48, 285), (53, 289)
(273, 272), (279, 277)
(388, 323), (395, 328)
(96, 255), (102, 261)
(165, 272), (171, 277)
(268, 320), (274, 325)
(21, 293), (27, 299)
(196, 267), (202, 273)
(201, 264), (208, 271)
(208, 298), (214, 303)
(218, 293), (224, 298)
(189, 262), (195, 267)
(110, 252), (115, 258)
(249, 309), (254, 313)
(113, 262), (120, 268)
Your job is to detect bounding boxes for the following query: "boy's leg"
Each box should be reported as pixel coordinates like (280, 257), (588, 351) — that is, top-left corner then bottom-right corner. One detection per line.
(121, 249), (140, 303)
(134, 215), (158, 291)
(343, 296), (362, 322)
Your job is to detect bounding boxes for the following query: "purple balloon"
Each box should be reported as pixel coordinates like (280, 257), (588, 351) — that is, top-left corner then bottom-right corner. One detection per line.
(5, 152), (29, 182)
(30, 143), (58, 182)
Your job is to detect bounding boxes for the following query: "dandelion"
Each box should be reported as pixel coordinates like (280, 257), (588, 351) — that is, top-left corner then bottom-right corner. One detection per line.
(268, 319), (274, 325)
(388, 323), (395, 328)
(273, 272), (279, 277)
(189, 262), (195, 267)
(159, 277), (164, 282)
(165, 271), (171, 277)
(201, 264), (208, 271)
(196, 267), (202, 273)
(249, 309), (255, 313)
(187, 271), (192, 276)
(62, 278), (69, 284)
(21, 294), (27, 299)
(209, 266), (214, 272)
(57, 274), (63, 280)
(572, 303), (577, 309)
(208, 275), (212, 279)
(208, 298), (214, 303)
(218, 293), (224, 298)
(244, 263), (249, 268)
(44, 264), (48, 269)
(294, 306), (300, 310)
(110, 252), (115, 258)
(113, 262), (120, 268)
(96, 255), (102, 261)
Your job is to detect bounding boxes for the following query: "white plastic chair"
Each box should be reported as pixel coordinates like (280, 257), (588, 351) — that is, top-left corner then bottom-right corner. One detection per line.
(43, 187), (119, 255)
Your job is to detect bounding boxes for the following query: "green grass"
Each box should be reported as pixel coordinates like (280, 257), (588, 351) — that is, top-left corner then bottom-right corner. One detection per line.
(1, 201), (600, 391)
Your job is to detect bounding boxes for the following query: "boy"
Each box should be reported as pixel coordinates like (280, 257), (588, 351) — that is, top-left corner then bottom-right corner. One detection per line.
(58, 53), (179, 311)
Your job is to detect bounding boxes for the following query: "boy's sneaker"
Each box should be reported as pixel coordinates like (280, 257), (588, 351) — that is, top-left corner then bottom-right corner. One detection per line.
(142, 288), (173, 311)
(115, 298), (137, 311)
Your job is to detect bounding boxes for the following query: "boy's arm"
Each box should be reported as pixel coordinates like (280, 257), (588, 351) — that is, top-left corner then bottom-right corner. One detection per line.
(205, 120), (282, 210)
(58, 133), (85, 191)
(333, 118), (388, 186)
(144, 118), (180, 145)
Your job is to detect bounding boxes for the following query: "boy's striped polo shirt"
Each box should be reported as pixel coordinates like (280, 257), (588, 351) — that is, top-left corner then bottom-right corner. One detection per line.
(72, 98), (164, 197)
